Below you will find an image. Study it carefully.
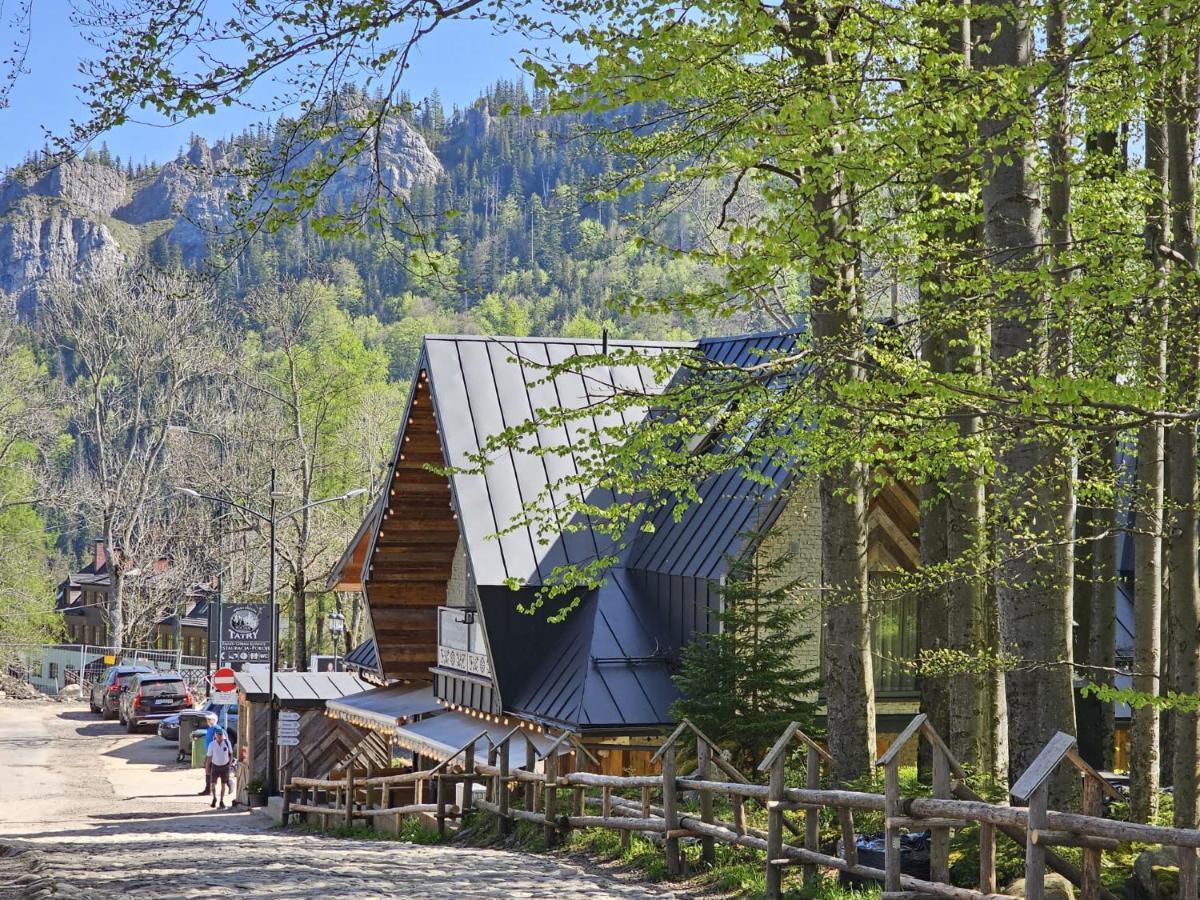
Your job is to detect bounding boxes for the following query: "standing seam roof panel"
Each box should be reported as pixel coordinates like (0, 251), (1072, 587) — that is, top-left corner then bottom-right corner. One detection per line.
(458, 340), (542, 584)
(426, 339), (509, 585)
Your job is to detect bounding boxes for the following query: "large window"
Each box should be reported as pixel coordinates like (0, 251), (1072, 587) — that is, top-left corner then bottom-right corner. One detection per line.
(870, 585), (918, 695)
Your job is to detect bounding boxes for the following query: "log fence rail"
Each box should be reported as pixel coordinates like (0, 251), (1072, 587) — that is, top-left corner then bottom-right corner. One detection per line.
(282, 715), (1197, 900)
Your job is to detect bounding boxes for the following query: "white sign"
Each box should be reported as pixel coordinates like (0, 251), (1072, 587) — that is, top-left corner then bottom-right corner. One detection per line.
(437, 645), (492, 678)
(209, 691), (237, 704)
(278, 723), (301, 737)
(279, 711), (300, 722)
(277, 736), (299, 747)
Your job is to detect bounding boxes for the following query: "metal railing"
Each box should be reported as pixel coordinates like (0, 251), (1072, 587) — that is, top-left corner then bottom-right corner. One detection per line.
(0, 644), (208, 696)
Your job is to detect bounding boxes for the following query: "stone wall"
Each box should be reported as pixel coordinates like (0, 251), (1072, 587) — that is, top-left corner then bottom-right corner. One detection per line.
(754, 478), (824, 697)
(445, 535), (470, 607)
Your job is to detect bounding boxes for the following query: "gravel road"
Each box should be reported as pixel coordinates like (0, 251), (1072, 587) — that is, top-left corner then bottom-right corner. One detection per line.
(0, 701), (674, 899)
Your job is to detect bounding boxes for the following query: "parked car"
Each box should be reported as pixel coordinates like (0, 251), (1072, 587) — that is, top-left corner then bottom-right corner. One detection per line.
(157, 701), (238, 744)
(89, 665), (153, 719)
(118, 673), (194, 733)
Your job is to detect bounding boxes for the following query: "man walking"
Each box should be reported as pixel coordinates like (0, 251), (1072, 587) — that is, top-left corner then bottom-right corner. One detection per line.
(197, 711), (219, 796)
(207, 727), (234, 809)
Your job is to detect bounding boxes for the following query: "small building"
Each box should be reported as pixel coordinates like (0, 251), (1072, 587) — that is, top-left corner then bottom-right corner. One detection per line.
(329, 332), (925, 774)
(57, 540), (214, 658)
(234, 670), (375, 804)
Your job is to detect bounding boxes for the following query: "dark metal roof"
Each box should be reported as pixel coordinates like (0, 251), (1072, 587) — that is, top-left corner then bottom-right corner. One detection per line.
(424, 335), (683, 588)
(628, 331), (800, 583)
(326, 684), (440, 730)
(235, 671), (372, 705)
(344, 637), (379, 672)
(509, 567), (679, 731)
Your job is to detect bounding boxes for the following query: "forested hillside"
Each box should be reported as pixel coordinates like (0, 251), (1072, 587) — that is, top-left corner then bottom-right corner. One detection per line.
(0, 80), (737, 654)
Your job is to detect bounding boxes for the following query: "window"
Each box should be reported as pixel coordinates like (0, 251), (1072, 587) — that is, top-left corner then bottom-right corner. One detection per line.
(869, 576), (918, 696)
(48, 663), (59, 680)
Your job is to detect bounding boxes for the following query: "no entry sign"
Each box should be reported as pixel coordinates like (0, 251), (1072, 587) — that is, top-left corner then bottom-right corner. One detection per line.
(212, 667), (237, 693)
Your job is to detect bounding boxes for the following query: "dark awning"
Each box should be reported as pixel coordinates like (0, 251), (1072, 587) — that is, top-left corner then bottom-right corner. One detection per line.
(235, 671), (372, 707)
(325, 685), (441, 732)
(392, 710), (561, 762)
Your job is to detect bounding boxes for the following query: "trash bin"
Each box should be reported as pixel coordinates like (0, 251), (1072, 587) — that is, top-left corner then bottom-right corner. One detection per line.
(838, 831), (931, 886)
(177, 710), (209, 763)
(191, 729), (207, 769)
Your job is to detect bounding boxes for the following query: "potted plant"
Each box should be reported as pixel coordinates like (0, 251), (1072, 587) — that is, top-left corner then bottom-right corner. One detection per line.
(246, 780), (267, 807)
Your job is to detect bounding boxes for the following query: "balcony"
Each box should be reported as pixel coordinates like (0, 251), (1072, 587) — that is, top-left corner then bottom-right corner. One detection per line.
(436, 606), (491, 678)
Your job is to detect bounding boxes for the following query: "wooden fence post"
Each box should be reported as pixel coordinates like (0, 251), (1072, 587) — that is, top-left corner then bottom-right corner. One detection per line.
(931, 745), (951, 883)
(1081, 775), (1101, 900)
(462, 739), (476, 817)
(1180, 848), (1198, 900)
(544, 749), (559, 848)
(766, 751), (786, 899)
(697, 739), (715, 865)
(525, 736), (536, 814)
(662, 741), (682, 877)
(345, 767), (355, 827)
(979, 822), (996, 894)
(499, 738), (512, 836)
(436, 774), (447, 837)
(803, 744), (820, 885)
(883, 760), (902, 893)
(1025, 783), (1048, 900)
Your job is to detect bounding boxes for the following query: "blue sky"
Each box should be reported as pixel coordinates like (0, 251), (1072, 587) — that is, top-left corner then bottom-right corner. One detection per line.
(0, 7), (536, 169)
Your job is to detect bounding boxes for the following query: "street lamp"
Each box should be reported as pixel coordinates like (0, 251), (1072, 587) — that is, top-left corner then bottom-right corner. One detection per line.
(327, 610), (345, 672)
(176, 471), (367, 796)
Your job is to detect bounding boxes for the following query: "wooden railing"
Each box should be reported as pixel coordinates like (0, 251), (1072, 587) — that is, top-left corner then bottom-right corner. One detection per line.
(283, 715), (1200, 900)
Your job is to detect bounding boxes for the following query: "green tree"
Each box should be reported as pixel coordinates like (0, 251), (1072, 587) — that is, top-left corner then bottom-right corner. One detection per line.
(672, 540), (820, 773)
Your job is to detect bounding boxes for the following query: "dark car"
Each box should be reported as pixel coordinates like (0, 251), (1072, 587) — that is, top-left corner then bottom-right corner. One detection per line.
(157, 701), (238, 744)
(89, 665), (153, 719)
(118, 673), (194, 733)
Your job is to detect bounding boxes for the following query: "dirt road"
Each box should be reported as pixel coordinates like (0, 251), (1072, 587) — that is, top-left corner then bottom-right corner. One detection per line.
(0, 701), (674, 899)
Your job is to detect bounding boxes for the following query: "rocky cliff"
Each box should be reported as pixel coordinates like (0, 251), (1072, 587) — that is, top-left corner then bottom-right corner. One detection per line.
(0, 116), (443, 314)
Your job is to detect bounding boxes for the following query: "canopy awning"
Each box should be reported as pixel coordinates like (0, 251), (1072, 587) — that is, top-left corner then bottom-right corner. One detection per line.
(392, 710), (562, 762)
(325, 685), (441, 733)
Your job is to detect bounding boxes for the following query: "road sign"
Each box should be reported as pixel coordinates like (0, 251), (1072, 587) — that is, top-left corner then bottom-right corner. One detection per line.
(278, 723), (301, 737)
(212, 667), (237, 693)
(277, 736), (299, 747)
(209, 691), (237, 705)
(279, 711), (300, 722)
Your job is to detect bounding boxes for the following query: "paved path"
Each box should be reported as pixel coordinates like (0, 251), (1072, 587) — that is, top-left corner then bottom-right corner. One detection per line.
(0, 702), (675, 899)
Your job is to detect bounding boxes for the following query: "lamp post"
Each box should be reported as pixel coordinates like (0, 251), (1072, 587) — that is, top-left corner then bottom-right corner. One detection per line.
(177, 473), (366, 795)
(327, 610), (346, 672)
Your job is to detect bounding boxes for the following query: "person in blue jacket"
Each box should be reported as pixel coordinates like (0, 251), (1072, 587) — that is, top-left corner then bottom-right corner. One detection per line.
(196, 711), (220, 795)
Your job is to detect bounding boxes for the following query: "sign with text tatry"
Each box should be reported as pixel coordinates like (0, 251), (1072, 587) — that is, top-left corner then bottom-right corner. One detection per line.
(219, 604), (271, 670)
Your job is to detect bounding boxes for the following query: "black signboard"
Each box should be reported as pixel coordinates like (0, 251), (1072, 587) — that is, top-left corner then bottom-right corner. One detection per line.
(218, 602), (272, 670)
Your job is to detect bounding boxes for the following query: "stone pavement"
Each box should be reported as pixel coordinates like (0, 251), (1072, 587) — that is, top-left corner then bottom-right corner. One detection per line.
(0, 702), (676, 899)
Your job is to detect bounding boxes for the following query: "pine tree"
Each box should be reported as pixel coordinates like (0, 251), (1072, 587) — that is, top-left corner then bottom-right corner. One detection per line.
(672, 539), (821, 772)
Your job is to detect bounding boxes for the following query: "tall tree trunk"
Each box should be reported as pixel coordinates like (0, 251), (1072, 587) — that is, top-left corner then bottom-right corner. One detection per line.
(781, 0), (875, 783)
(103, 526), (124, 652)
(1167, 31), (1200, 833)
(918, 465), (950, 782)
(1131, 30), (1170, 822)
(1089, 435), (1120, 770)
(979, 0), (1076, 803)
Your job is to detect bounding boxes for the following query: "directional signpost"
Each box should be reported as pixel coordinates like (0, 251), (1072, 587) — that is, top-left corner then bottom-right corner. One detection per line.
(277, 709), (300, 747)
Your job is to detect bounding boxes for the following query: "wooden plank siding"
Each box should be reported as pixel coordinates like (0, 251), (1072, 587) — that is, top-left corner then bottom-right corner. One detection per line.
(367, 371), (458, 682)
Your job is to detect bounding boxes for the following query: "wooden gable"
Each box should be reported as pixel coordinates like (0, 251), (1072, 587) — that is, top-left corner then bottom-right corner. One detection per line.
(364, 370), (459, 682)
(868, 480), (920, 573)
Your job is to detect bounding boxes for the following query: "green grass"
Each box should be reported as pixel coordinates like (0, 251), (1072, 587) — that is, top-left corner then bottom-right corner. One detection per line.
(284, 817), (445, 845)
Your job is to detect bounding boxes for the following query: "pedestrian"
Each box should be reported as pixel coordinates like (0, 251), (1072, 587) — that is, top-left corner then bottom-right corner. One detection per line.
(207, 727), (234, 809)
(197, 712), (219, 796)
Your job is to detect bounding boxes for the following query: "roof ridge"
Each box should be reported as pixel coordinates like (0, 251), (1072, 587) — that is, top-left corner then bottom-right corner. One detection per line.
(423, 334), (697, 348)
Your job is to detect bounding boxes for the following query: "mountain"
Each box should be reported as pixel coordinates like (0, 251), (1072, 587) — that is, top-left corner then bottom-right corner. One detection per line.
(0, 82), (724, 354)
(0, 112), (443, 314)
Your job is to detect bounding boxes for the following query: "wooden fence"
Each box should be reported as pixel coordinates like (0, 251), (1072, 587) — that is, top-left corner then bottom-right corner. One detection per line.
(283, 714), (1200, 900)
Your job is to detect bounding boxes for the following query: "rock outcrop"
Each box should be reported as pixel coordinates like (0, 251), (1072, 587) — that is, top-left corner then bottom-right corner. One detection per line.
(0, 114), (443, 312)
